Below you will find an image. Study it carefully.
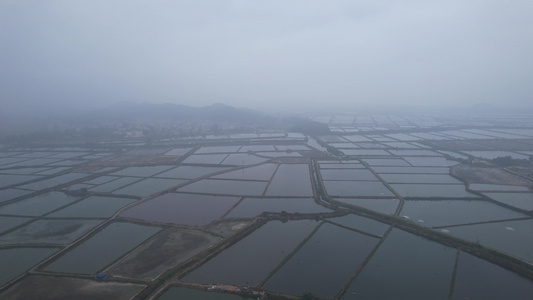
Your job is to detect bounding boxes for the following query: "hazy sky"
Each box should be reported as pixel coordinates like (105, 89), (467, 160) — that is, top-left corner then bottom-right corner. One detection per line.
(1, 0), (532, 114)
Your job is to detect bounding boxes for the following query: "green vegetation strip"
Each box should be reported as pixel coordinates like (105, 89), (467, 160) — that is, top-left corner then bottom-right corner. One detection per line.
(447, 250), (461, 300)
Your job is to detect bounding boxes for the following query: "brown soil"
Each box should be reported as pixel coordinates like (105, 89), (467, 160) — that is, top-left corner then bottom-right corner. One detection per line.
(106, 228), (220, 280)
(0, 275), (144, 300)
(451, 164), (531, 186)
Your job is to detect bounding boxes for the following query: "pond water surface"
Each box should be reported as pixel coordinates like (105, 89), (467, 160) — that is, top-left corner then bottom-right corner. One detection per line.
(122, 193), (240, 226)
(341, 229), (456, 300)
(0, 191), (79, 216)
(0, 247), (59, 287)
(225, 198), (331, 218)
(442, 219), (533, 264)
(264, 222), (380, 299)
(452, 252), (533, 300)
(43, 222), (161, 274)
(333, 198), (399, 215)
(158, 287), (249, 300)
(265, 164), (313, 197)
(182, 219), (318, 287)
(401, 199), (526, 227)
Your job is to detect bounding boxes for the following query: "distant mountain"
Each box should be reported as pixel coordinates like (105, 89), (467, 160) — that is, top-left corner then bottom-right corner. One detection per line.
(85, 102), (270, 123)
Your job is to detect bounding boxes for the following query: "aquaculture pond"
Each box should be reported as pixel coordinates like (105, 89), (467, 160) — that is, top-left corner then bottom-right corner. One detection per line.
(319, 163), (364, 169)
(390, 184), (476, 198)
(110, 165), (174, 177)
(0, 191), (79, 216)
(221, 153), (269, 165)
(195, 146), (242, 154)
(483, 192), (533, 211)
(0, 275), (145, 300)
(371, 166), (450, 174)
(363, 158), (410, 166)
(83, 175), (119, 185)
(240, 145), (276, 152)
(341, 229), (456, 300)
(157, 287), (250, 300)
(264, 223), (380, 298)
(0, 219), (102, 245)
(17, 173), (90, 190)
(112, 178), (183, 197)
(320, 169), (379, 181)
(122, 193), (240, 226)
(400, 200), (526, 227)
(341, 149), (390, 156)
(402, 156), (458, 167)
(323, 181), (394, 197)
(378, 173), (461, 184)
(0, 174), (41, 189)
(265, 164), (313, 197)
(43, 222), (161, 274)
(212, 163), (278, 181)
(0, 188), (32, 203)
(327, 214), (390, 236)
(0, 216), (31, 234)
(333, 198), (399, 215)
(179, 179), (268, 196)
(182, 219), (318, 287)
(451, 252), (533, 300)
(47, 196), (136, 218)
(181, 154), (228, 165)
(89, 177), (141, 193)
(0, 247), (59, 287)
(470, 184), (530, 192)
(156, 166), (230, 179)
(107, 228), (220, 280)
(164, 148), (193, 156)
(441, 218), (533, 264)
(225, 197), (332, 218)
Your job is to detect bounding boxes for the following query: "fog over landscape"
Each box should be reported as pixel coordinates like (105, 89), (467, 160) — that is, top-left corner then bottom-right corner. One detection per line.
(1, 0), (532, 116)
(2, 2), (533, 300)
